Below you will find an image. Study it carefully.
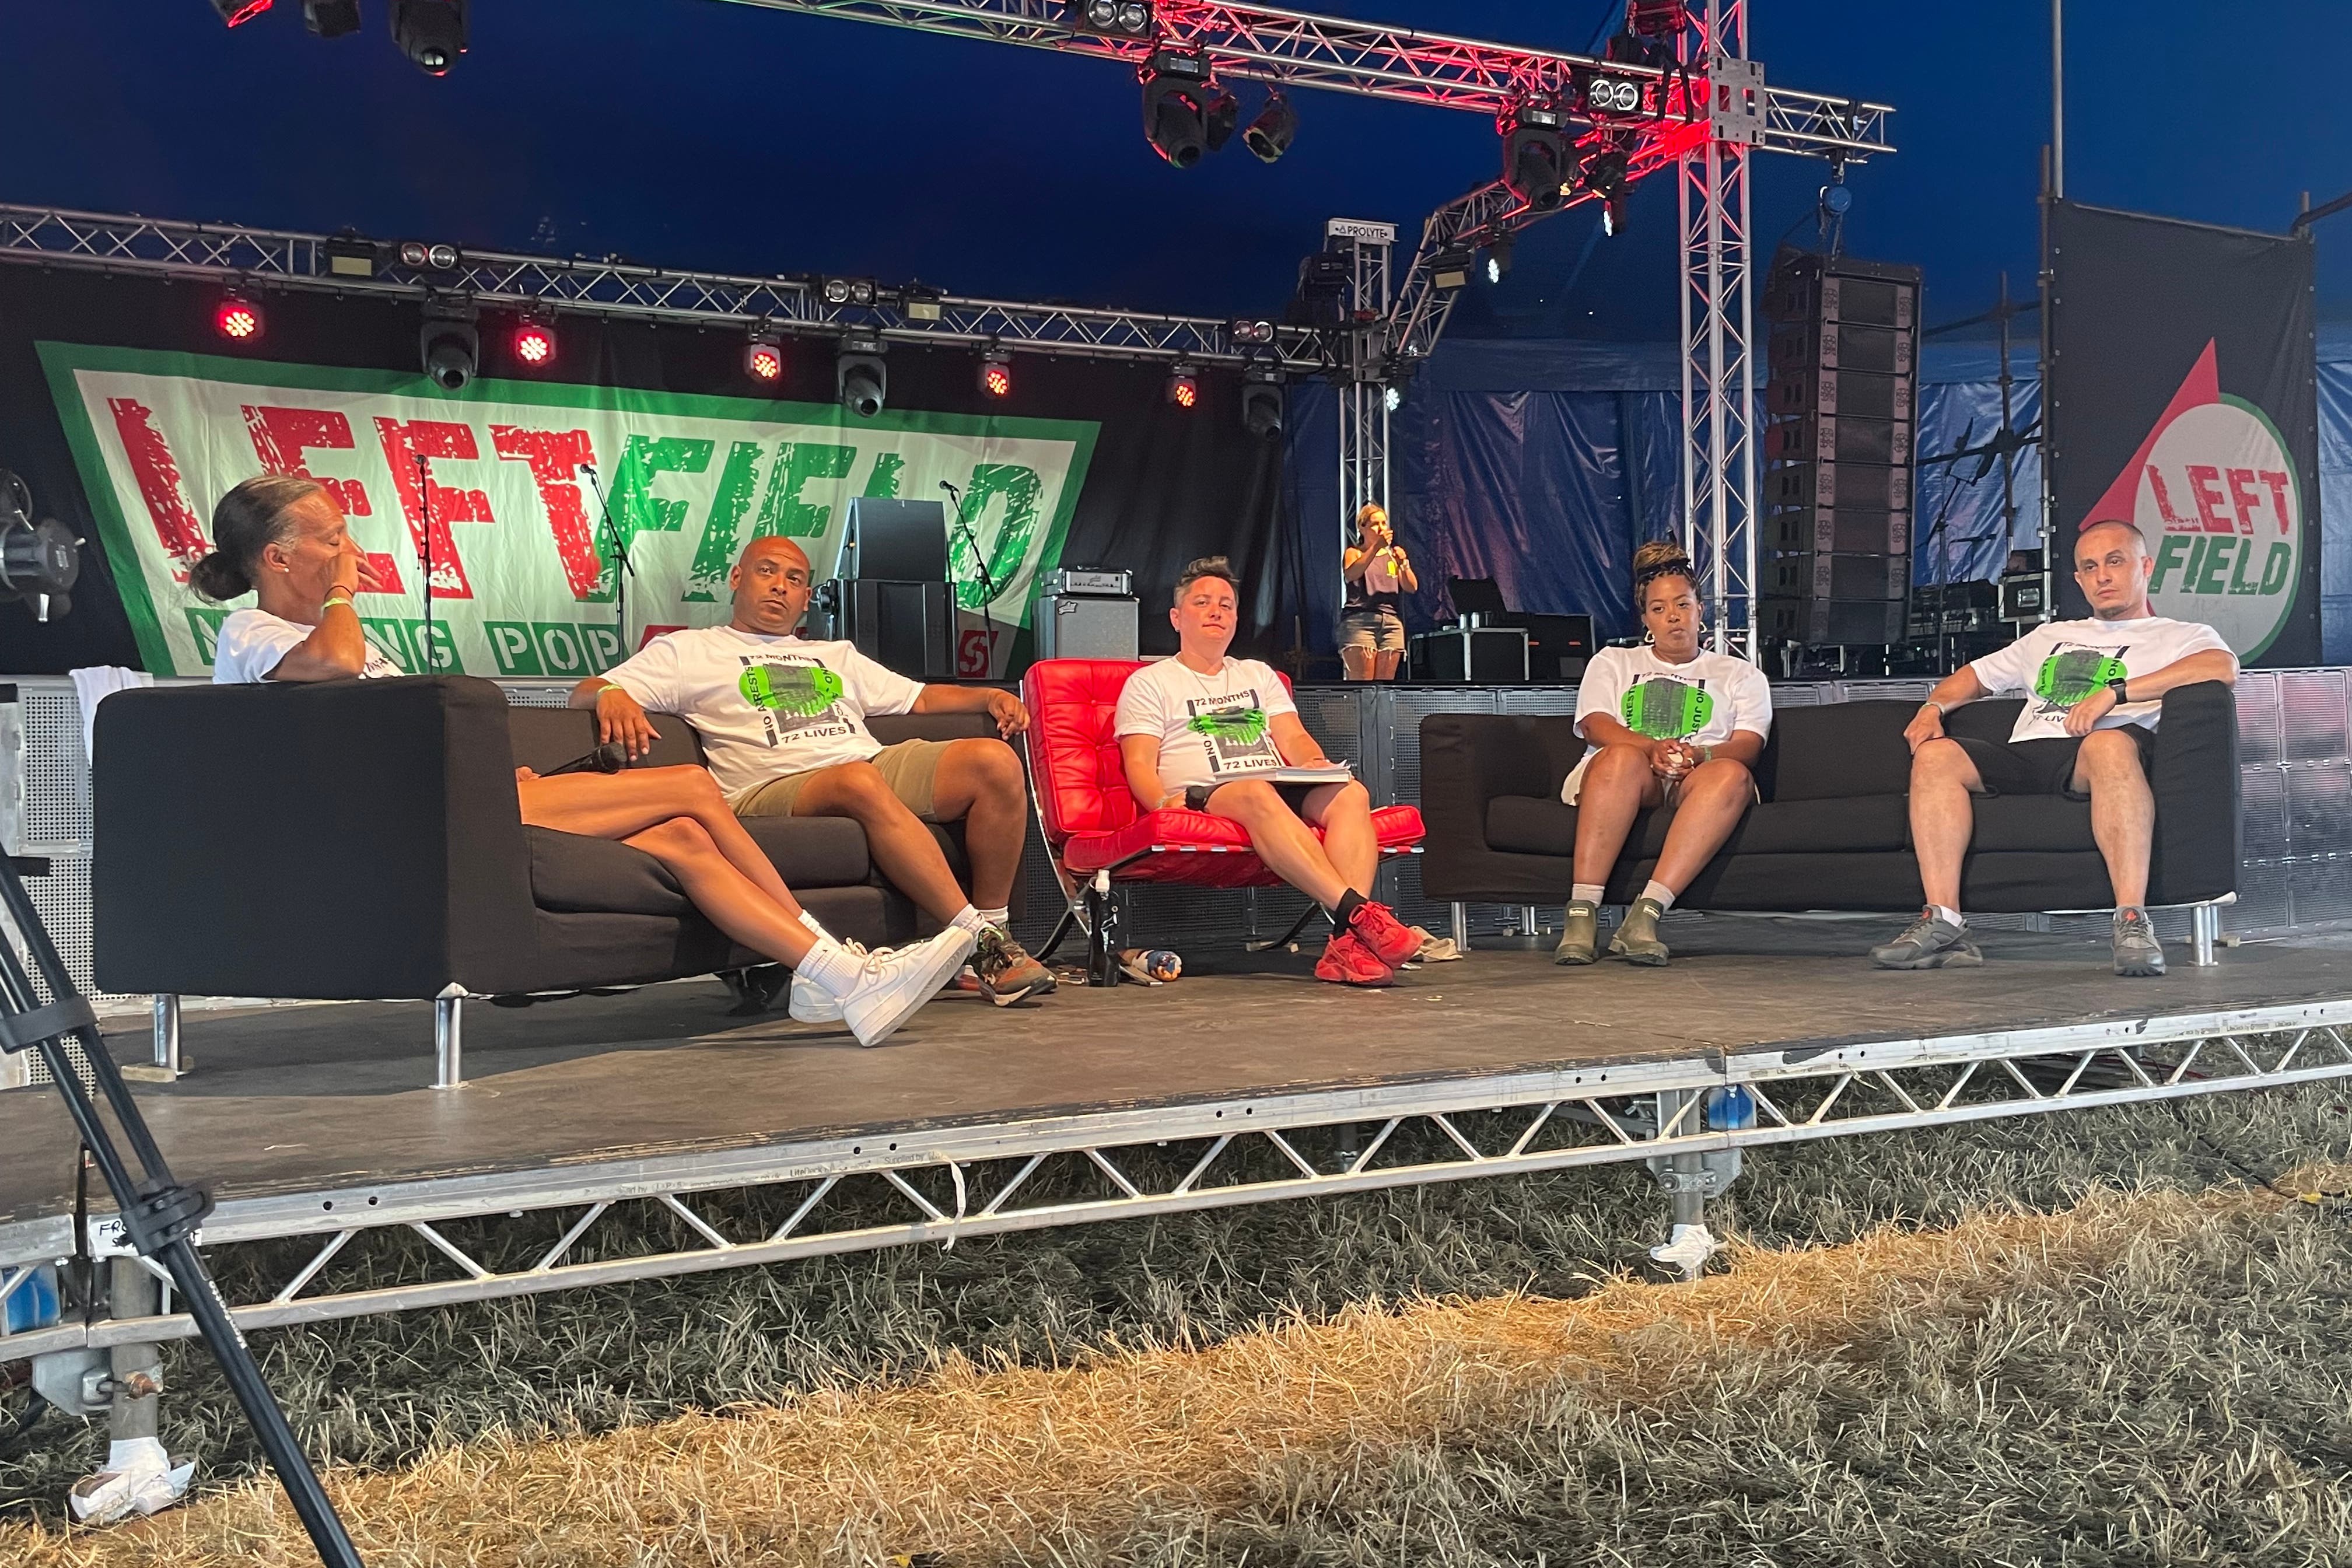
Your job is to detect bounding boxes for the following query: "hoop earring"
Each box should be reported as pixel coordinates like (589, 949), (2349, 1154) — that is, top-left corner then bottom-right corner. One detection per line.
(1641, 627), (1654, 645)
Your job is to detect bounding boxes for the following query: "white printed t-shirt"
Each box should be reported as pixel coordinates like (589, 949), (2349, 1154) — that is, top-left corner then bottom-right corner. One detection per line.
(211, 608), (403, 684)
(1968, 615), (2231, 744)
(1114, 656), (1298, 792)
(1562, 644), (1774, 804)
(603, 626), (924, 797)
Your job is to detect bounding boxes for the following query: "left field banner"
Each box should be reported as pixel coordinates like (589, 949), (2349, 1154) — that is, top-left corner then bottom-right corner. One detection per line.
(38, 343), (1097, 678)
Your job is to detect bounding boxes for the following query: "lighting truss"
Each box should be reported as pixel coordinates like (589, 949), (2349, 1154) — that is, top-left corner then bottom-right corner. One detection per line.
(1682, 6), (1759, 657)
(716, 0), (1682, 117)
(4, 995), (2348, 1362)
(0, 205), (1328, 372)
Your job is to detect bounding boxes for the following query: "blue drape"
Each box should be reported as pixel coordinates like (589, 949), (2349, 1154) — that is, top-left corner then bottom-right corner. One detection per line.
(1282, 328), (2352, 662)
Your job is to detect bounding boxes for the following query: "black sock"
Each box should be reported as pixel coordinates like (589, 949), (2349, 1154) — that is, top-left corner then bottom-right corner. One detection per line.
(1332, 889), (1367, 926)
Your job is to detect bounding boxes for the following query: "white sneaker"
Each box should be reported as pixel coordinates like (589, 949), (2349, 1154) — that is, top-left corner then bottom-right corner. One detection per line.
(787, 940), (865, 1024)
(836, 927), (978, 1048)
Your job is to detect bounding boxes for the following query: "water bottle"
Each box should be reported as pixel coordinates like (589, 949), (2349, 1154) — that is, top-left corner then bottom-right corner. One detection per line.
(2, 1264), (59, 1334)
(1704, 1084), (1755, 1131)
(1124, 949), (1182, 982)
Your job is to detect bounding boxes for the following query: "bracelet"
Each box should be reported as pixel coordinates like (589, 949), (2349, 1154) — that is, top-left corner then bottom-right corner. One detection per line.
(321, 593), (355, 612)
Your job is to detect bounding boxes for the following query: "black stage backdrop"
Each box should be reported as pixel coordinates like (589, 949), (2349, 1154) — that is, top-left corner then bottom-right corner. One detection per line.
(2047, 200), (2320, 665)
(0, 267), (1289, 676)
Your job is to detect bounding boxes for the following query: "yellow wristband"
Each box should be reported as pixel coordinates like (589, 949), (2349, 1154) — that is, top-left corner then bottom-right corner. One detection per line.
(321, 593), (354, 612)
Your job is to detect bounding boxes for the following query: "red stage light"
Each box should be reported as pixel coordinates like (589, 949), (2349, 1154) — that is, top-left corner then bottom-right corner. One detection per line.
(215, 0), (276, 26)
(213, 295), (264, 342)
(1167, 369), (1199, 409)
(512, 320), (558, 368)
(745, 340), (784, 382)
(979, 359), (1013, 399)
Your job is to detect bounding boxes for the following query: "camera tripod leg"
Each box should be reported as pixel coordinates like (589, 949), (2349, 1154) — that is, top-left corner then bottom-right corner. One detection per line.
(0, 866), (363, 1567)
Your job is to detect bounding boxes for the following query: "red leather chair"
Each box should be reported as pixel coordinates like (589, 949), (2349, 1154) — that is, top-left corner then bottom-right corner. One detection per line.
(1022, 657), (1426, 982)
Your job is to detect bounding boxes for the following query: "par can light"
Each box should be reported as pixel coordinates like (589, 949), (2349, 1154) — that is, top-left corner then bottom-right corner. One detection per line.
(212, 292), (264, 342)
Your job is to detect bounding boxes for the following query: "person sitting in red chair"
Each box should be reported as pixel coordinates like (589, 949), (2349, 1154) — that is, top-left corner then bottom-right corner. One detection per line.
(1114, 556), (1424, 986)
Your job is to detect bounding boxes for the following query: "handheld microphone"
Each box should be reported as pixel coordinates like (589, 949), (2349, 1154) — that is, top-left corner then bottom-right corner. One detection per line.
(547, 741), (628, 776)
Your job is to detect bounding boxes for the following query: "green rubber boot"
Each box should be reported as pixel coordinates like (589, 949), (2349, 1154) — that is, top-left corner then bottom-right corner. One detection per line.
(1552, 901), (1599, 966)
(1608, 896), (1671, 966)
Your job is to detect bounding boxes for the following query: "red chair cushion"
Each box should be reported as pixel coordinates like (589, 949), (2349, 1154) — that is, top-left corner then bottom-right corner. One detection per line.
(1066, 804), (1426, 884)
(1024, 658), (1150, 842)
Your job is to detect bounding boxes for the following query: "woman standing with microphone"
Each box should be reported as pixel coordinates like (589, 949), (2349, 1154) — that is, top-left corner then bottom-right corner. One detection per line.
(1340, 503), (1417, 682)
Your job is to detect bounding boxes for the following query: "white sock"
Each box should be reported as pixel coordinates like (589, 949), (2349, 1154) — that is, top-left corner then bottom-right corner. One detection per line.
(949, 904), (989, 937)
(1931, 904), (1965, 928)
(975, 906), (1010, 932)
(796, 908), (831, 942)
(1640, 880), (1676, 913)
(796, 937), (865, 996)
(1571, 883), (1605, 907)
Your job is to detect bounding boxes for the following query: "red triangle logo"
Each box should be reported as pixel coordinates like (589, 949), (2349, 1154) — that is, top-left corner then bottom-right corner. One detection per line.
(2079, 340), (2221, 533)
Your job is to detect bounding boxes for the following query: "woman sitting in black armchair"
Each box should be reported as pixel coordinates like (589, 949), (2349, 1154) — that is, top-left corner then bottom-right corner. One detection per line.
(192, 474), (967, 1046)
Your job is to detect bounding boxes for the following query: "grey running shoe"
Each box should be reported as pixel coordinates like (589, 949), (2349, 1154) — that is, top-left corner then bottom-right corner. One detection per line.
(1869, 908), (1983, 970)
(1553, 901), (1599, 965)
(2113, 906), (2166, 977)
(1609, 896), (1672, 966)
(975, 926), (1056, 1006)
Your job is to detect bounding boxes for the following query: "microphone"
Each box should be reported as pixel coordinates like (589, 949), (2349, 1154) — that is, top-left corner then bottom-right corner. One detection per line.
(547, 741), (628, 776)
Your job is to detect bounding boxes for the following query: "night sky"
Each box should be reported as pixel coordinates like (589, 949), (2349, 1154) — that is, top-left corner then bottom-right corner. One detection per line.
(6, 1), (2348, 338)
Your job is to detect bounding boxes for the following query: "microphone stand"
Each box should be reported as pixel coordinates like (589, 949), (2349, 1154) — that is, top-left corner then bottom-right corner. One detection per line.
(580, 463), (633, 666)
(0, 858), (365, 1567)
(413, 454), (434, 674)
(939, 480), (995, 679)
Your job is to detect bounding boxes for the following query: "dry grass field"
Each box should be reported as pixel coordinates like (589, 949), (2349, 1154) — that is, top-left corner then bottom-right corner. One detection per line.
(4, 1080), (2348, 1566)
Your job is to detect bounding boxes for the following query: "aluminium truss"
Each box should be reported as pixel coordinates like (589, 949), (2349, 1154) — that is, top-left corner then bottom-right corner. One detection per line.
(0, 205), (1327, 372)
(700, 1), (1890, 646)
(3, 994), (2347, 1362)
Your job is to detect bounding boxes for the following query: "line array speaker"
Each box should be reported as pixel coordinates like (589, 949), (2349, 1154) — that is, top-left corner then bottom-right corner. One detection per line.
(1759, 252), (1923, 648)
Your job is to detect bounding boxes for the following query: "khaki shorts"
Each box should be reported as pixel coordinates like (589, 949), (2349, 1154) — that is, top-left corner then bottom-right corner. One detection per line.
(729, 737), (951, 821)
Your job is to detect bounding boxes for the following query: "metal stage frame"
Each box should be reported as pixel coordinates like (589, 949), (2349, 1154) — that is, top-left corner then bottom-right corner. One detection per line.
(5, 992), (2350, 1364)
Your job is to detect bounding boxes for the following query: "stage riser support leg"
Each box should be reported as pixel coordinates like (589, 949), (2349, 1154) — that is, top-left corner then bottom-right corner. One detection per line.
(2190, 901), (2221, 968)
(1450, 901), (1469, 954)
(107, 1259), (162, 1449)
(150, 995), (180, 1079)
(434, 989), (464, 1089)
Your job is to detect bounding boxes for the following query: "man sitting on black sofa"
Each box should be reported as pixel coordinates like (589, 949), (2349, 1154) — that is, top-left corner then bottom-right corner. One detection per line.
(572, 536), (1055, 1007)
(1873, 519), (2238, 977)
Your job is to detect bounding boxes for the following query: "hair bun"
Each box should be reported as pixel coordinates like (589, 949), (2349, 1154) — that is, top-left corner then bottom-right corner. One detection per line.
(188, 550), (251, 603)
(1632, 538), (1693, 575)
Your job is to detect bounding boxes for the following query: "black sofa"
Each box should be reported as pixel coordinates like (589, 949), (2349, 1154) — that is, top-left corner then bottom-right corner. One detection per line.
(1419, 682), (2239, 915)
(92, 675), (1013, 1026)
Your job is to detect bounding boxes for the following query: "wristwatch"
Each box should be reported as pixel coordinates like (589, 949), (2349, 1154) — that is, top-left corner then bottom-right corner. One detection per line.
(2105, 674), (2130, 698)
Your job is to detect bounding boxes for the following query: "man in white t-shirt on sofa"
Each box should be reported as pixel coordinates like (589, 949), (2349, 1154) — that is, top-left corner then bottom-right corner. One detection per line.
(1114, 556), (1425, 987)
(572, 536), (1055, 1007)
(1872, 518), (2238, 978)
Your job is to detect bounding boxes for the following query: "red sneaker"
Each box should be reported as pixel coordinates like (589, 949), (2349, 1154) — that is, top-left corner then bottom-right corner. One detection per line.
(1315, 929), (1395, 987)
(1346, 900), (1422, 967)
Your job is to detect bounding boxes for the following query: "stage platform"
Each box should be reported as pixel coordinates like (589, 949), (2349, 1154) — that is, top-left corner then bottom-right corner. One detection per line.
(5, 918), (2352, 1363)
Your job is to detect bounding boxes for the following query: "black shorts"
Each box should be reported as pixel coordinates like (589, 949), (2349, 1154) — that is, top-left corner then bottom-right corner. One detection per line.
(1952, 726), (2158, 799)
(1198, 780), (1326, 816)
